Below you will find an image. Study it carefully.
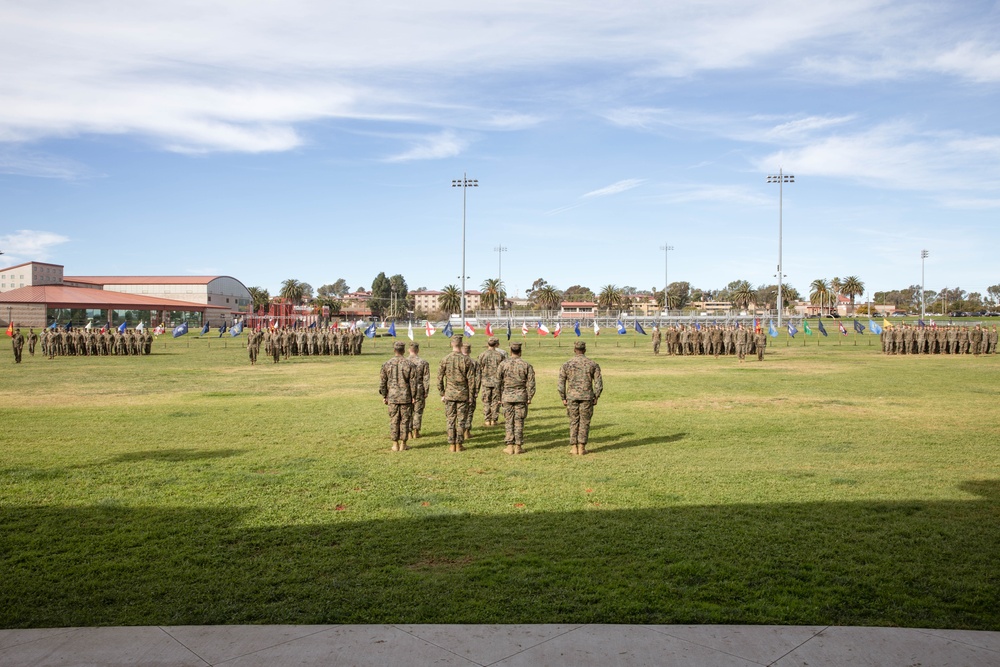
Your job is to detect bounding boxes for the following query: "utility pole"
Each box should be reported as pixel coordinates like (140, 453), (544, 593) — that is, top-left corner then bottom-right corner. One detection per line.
(452, 174), (478, 327)
(767, 170), (794, 329)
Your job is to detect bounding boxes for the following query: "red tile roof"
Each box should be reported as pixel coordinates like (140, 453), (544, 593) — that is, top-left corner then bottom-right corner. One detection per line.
(0, 285), (227, 310)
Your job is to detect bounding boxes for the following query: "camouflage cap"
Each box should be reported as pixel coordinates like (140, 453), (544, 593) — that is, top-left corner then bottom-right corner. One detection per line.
(487, 336), (499, 345)
(509, 341), (522, 353)
(451, 335), (463, 345)
(393, 341), (405, 352)
(574, 341), (586, 351)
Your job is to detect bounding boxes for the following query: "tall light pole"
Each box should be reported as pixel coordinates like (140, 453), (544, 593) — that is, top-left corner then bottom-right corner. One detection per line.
(452, 174), (478, 327)
(767, 170), (794, 329)
(659, 244), (673, 312)
(921, 249), (929, 320)
(494, 245), (507, 317)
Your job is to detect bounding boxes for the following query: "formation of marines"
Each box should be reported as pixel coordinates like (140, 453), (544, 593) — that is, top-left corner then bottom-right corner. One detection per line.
(651, 324), (767, 362)
(880, 323), (999, 356)
(246, 326), (365, 365)
(8, 327), (154, 360)
(378, 335), (600, 455)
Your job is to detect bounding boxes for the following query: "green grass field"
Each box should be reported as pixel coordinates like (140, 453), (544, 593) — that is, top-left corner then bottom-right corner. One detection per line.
(2, 329), (998, 630)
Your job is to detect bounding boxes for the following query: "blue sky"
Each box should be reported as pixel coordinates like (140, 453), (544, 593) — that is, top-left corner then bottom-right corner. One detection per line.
(1, 1), (999, 299)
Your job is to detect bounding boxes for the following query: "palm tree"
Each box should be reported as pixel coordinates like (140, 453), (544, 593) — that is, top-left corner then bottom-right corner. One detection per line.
(597, 284), (624, 314)
(279, 278), (305, 304)
(809, 279), (830, 316)
(440, 284), (461, 315)
(842, 276), (865, 314)
(534, 284), (562, 312)
(480, 278), (506, 311)
(247, 286), (270, 312)
(730, 280), (755, 312)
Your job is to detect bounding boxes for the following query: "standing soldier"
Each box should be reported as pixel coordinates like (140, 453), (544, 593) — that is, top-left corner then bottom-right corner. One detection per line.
(991, 325), (999, 355)
(461, 343), (481, 440)
(734, 324), (749, 363)
(27, 328), (38, 356)
(438, 335), (475, 452)
(754, 325), (767, 361)
(971, 325), (984, 356)
(558, 341), (603, 456)
(496, 341), (535, 454)
(379, 341), (417, 452)
(248, 329), (259, 365)
(408, 342), (430, 439)
(11, 327), (25, 363)
(477, 337), (505, 426)
(651, 326), (661, 355)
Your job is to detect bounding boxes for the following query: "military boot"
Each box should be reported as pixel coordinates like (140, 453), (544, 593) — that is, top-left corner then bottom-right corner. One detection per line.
(570, 444), (579, 455)
(503, 444), (514, 455)
(515, 445), (524, 455)
(578, 445), (588, 455)
(400, 441), (410, 451)
(449, 443), (457, 453)
(391, 441), (400, 452)
(464, 428), (472, 440)
(456, 443), (466, 452)
(414, 429), (421, 439)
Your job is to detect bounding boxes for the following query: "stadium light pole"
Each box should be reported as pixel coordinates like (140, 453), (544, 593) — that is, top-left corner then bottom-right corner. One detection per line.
(921, 249), (929, 320)
(452, 174), (478, 327)
(660, 244), (673, 312)
(494, 245), (507, 317)
(767, 170), (794, 329)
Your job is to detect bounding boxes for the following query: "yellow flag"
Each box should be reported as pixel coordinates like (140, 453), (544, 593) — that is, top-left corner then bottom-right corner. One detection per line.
(883, 317), (891, 331)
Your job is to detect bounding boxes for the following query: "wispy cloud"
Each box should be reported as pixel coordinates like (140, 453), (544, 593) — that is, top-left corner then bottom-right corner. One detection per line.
(383, 130), (473, 163)
(0, 150), (98, 180)
(582, 179), (646, 198)
(0, 230), (70, 266)
(654, 184), (771, 207)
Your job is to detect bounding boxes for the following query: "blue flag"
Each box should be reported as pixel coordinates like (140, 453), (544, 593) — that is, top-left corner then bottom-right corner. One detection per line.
(118, 322), (127, 334)
(200, 322), (210, 335)
(64, 322), (72, 332)
(231, 321), (244, 337)
(917, 319), (926, 327)
(853, 319), (865, 334)
(870, 319), (883, 335)
(616, 319), (627, 334)
(48, 321), (58, 330)
(506, 319), (512, 340)
(364, 321), (377, 338)
(634, 320), (646, 335)
(574, 320), (581, 337)
(787, 321), (798, 338)
(308, 321), (316, 329)
(443, 322), (453, 338)
(388, 321), (396, 337)
(768, 320), (778, 338)
(818, 319), (828, 337)
(172, 322), (189, 338)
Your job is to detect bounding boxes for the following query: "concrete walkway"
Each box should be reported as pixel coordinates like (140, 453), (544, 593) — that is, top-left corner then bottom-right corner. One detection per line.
(1, 624), (999, 666)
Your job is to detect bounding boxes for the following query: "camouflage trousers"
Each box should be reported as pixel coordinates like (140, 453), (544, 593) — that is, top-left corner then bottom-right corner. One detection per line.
(463, 397), (477, 431)
(756, 346), (765, 361)
(412, 397), (426, 431)
(387, 403), (413, 442)
(652, 340), (660, 354)
(444, 400), (469, 444)
(735, 344), (747, 360)
(566, 400), (594, 445)
(503, 402), (527, 445)
(480, 385), (501, 423)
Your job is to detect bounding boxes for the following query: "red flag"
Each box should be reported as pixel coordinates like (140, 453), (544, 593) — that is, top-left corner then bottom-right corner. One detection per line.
(485, 322), (493, 337)
(537, 322), (550, 336)
(552, 322), (562, 337)
(521, 321), (529, 336)
(838, 322), (848, 336)
(5, 322), (13, 337)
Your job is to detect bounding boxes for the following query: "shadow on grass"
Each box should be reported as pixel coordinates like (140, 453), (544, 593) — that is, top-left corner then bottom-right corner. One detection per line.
(2, 481), (998, 630)
(593, 431), (687, 453)
(100, 448), (246, 464)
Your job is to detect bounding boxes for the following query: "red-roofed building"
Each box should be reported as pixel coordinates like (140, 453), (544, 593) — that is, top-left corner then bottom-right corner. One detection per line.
(559, 301), (597, 318)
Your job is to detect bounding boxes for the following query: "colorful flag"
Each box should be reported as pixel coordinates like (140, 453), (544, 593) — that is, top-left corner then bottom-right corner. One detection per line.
(85, 320), (93, 331)
(64, 322), (72, 332)
(426, 321), (436, 337)
(522, 321), (529, 336)
(804, 320), (813, 336)
(695, 321), (701, 331)
(231, 321), (243, 337)
(118, 322), (127, 334)
(172, 322), (189, 338)
(485, 322), (493, 337)
(754, 318), (760, 333)
(818, 319), (828, 336)
(136, 321), (145, 332)
(853, 319), (865, 334)
(464, 321), (475, 337)
(537, 322), (550, 336)
(5, 322), (12, 337)
(839, 321), (848, 336)
(787, 321), (798, 338)
(407, 322), (414, 341)
(200, 322), (210, 335)
(616, 319), (627, 334)
(388, 321), (396, 337)
(869, 319), (883, 335)
(917, 319), (926, 327)
(365, 321), (378, 338)
(635, 320), (646, 335)
(883, 317), (891, 332)
(574, 321), (581, 337)
(594, 319), (600, 336)
(768, 320), (778, 337)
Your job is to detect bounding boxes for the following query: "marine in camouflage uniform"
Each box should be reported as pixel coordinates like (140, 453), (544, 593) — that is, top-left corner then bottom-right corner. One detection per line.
(461, 343), (481, 440)
(438, 335), (476, 452)
(971, 325), (984, 356)
(408, 342), (430, 439)
(755, 328), (767, 361)
(477, 337), (506, 426)
(496, 341), (535, 454)
(734, 325), (749, 363)
(651, 327), (661, 355)
(558, 341), (603, 455)
(379, 341), (417, 451)
(27, 329), (37, 356)
(11, 328), (25, 363)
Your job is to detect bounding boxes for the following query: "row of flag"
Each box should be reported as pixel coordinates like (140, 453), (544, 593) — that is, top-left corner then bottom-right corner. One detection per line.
(779, 318), (894, 338)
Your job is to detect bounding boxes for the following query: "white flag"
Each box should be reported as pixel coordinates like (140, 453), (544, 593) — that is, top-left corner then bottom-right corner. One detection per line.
(407, 322), (414, 341)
